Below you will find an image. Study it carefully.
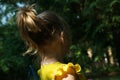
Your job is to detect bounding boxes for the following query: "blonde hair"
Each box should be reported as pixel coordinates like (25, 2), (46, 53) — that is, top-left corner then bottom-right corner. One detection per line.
(16, 5), (70, 55)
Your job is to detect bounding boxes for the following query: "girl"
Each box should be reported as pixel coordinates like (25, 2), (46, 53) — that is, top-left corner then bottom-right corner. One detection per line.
(16, 5), (87, 80)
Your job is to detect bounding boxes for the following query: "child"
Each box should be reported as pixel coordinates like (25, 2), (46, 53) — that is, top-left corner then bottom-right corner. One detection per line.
(16, 5), (87, 80)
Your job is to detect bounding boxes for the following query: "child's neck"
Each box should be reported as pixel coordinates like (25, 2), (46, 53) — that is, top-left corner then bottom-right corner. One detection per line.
(41, 56), (59, 66)
(40, 40), (63, 66)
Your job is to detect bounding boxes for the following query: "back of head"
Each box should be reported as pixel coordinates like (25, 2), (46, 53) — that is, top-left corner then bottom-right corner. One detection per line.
(16, 5), (70, 55)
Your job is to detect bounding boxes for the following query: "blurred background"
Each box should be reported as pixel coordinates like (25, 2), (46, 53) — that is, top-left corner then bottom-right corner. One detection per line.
(0, 0), (120, 80)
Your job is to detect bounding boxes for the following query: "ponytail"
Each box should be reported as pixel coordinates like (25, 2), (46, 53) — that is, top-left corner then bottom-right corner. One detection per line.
(16, 5), (43, 55)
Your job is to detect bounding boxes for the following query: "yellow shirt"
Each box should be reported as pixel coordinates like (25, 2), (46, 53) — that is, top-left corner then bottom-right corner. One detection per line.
(37, 62), (87, 80)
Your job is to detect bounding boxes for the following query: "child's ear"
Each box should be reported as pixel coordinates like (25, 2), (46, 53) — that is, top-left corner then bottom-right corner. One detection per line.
(60, 31), (64, 43)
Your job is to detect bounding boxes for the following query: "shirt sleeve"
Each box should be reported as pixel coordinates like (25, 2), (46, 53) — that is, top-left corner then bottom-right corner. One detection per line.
(53, 63), (85, 80)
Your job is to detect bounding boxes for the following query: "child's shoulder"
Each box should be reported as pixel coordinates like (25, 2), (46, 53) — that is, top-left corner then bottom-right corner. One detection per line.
(54, 62), (86, 80)
(55, 62), (81, 75)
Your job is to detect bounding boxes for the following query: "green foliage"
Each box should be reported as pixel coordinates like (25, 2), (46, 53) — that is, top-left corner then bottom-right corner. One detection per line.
(0, 23), (30, 80)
